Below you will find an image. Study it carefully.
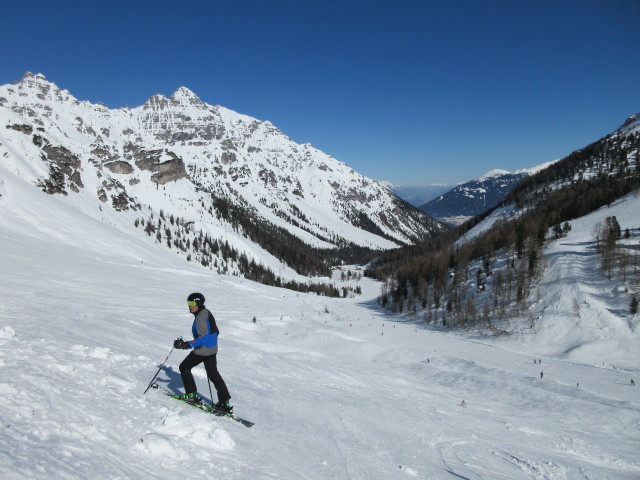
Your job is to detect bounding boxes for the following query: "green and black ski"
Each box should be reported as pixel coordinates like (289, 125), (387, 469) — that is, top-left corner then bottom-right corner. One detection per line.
(151, 383), (254, 428)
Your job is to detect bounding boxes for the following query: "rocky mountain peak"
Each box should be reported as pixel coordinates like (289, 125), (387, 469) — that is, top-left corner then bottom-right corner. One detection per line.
(141, 94), (170, 110)
(19, 72), (48, 83)
(169, 87), (205, 108)
(141, 87), (207, 112)
(12, 72), (68, 104)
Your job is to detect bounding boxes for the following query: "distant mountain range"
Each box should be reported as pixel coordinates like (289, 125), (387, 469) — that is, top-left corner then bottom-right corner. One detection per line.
(415, 164), (556, 225)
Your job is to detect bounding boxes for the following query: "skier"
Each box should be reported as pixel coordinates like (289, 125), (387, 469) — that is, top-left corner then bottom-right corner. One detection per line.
(173, 292), (232, 412)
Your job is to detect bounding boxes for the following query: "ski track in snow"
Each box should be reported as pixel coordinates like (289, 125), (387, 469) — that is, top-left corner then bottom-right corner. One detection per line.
(1, 175), (640, 477)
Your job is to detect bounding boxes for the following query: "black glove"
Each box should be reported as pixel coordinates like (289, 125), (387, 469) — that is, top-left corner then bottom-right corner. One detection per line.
(173, 338), (190, 349)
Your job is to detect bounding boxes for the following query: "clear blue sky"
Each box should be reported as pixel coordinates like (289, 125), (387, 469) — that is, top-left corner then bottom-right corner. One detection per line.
(1, 0), (638, 185)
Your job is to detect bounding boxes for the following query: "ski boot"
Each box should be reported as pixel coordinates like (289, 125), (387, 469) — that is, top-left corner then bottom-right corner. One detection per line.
(176, 392), (203, 405)
(214, 400), (233, 413)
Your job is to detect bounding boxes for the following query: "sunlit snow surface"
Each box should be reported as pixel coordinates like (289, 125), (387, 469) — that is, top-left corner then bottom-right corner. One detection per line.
(0, 174), (639, 478)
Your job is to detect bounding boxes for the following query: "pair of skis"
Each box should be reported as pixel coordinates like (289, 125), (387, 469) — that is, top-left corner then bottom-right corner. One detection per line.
(150, 383), (254, 428)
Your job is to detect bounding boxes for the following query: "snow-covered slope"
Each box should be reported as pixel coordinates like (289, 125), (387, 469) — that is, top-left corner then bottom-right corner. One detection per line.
(0, 129), (639, 479)
(508, 190), (640, 368)
(0, 73), (444, 280)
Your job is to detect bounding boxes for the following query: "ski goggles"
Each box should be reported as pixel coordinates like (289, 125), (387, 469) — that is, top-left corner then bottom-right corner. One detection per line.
(187, 301), (198, 308)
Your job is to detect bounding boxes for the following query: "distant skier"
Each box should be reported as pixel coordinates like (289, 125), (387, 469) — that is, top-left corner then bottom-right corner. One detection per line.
(173, 292), (232, 412)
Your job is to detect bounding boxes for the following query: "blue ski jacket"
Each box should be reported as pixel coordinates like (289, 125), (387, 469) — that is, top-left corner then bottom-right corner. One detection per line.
(188, 307), (219, 356)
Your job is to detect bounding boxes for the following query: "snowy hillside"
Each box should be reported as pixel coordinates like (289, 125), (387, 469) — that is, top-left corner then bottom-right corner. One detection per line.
(0, 131), (639, 479)
(0, 73), (444, 282)
(510, 190), (640, 368)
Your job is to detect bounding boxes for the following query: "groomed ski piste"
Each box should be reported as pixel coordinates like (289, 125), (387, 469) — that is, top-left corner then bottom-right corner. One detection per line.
(0, 171), (639, 478)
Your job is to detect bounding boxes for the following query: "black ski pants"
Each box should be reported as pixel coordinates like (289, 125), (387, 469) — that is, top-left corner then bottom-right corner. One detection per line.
(179, 350), (231, 403)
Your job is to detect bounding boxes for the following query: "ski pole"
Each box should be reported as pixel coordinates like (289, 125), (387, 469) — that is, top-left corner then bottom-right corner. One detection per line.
(208, 377), (214, 405)
(143, 346), (174, 394)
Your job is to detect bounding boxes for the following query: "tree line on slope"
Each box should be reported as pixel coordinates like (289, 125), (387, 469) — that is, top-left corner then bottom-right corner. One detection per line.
(365, 128), (640, 328)
(135, 205), (369, 298)
(594, 215), (640, 312)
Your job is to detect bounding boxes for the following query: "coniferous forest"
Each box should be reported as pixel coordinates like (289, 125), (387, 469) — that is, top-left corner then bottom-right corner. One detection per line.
(134, 194), (375, 298)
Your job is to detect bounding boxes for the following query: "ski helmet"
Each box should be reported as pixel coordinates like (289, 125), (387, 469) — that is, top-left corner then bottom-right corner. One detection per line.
(187, 292), (205, 307)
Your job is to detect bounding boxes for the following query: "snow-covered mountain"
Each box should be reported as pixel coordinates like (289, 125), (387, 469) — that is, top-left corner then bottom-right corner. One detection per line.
(0, 73), (445, 281)
(418, 168), (530, 225)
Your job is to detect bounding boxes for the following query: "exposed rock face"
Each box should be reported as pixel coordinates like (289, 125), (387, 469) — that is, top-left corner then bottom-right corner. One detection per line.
(105, 161), (134, 174)
(33, 135), (83, 195)
(151, 157), (187, 184)
(97, 178), (140, 211)
(6, 123), (32, 135)
(130, 148), (187, 184)
(131, 148), (163, 170)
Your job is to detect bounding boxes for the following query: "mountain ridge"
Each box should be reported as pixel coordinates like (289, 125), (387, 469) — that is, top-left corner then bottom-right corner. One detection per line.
(418, 169), (529, 225)
(418, 161), (560, 225)
(0, 72), (446, 285)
